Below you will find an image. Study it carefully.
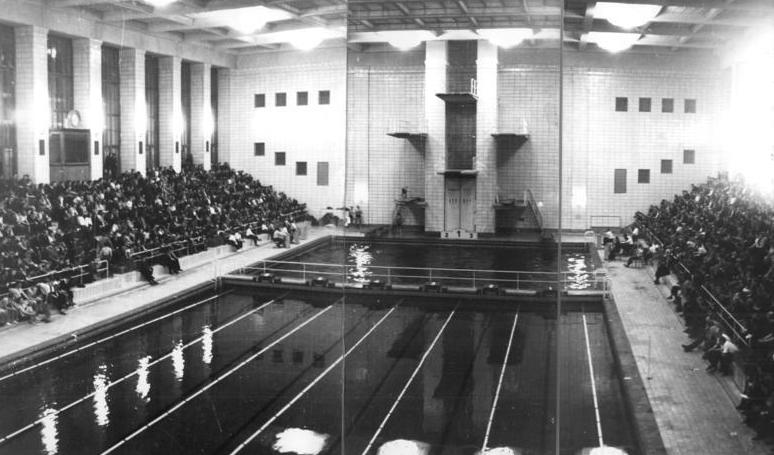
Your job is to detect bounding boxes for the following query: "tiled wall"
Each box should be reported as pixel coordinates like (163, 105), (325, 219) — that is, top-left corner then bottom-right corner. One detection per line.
(221, 46), (347, 218)
(346, 46), (426, 225)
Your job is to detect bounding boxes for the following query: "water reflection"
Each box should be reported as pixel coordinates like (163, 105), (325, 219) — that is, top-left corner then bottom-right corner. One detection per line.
(40, 407), (58, 455)
(272, 428), (329, 454)
(92, 365), (110, 427)
(566, 254), (592, 290)
(172, 341), (185, 381)
(202, 325), (213, 365)
(135, 355), (151, 402)
(348, 243), (374, 284)
(376, 439), (430, 455)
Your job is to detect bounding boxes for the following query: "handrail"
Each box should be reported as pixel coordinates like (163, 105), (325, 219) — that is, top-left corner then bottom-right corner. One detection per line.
(0, 259), (109, 299)
(525, 189), (543, 233)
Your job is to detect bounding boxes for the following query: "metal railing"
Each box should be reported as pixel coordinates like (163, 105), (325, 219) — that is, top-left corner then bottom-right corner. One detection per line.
(235, 259), (606, 292)
(525, 189), (543, 233)
(0, 259), (109, 299)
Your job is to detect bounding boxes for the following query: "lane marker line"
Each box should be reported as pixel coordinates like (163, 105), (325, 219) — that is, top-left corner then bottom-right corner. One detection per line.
(0, 291), (233, 383)
(480, 310), (520, 453)
(229, 303), (402, 455)
(100, 301), (336, 455)
(360, 303), (459, 455)
(0, 294), (282, 447)
(582, 312), (604, 448)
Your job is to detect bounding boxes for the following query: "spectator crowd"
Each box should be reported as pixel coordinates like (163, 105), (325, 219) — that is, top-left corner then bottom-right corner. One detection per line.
(635, 176), (774, 443)
(0, 163), (307, 325)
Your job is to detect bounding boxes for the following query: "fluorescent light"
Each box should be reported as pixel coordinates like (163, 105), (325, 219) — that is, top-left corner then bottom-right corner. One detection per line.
(585, 32), (640, 53)
(595, 2), (661, 29)
(476, 28), (534, 48)
(190, 6), (291, 35)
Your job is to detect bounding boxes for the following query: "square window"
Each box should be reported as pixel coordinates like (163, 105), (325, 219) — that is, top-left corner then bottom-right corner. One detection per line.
(661, 159), (673, 174)
(638, 169), (650, 184)
(639, 97), (651, 112)
(296, 161), (307, 176)
(683, 149), (695, 164)
(275, 151), (286, 166)
(615, 97), (628, 112)
(292, 350), (303, 364)
(275, 92), (286, 107)
(614, 169), (627, 193)
(318, 90), (330, 105)
(317, 162), (329, 186)
(254, 94), (265, 108)
(662, 98), (674, 113)
(297, 91), (308, 106)
(253, 142), (265, 156)
(685, 99), (696, 113)
(272, 349), (283, 363)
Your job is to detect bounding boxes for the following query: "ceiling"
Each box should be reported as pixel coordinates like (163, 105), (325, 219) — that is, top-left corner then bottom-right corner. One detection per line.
(47, 0), (774, 54)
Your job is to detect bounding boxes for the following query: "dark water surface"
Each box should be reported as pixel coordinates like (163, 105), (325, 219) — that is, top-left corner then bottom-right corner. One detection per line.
(0, 288), (635, 455)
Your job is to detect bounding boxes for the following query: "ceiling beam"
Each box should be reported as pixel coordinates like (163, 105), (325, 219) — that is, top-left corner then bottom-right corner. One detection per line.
(578, 0), (596, 50)
(670, 0), (734, 50)
(349, 5), (560, 21)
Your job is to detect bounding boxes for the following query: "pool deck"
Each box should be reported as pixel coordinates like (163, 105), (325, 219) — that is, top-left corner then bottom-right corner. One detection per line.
(604, 251), (769, 455)
(0, 226), (346, 366)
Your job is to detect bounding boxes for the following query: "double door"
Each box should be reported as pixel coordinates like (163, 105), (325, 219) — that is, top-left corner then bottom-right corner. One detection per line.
(444, 177), (476, 232)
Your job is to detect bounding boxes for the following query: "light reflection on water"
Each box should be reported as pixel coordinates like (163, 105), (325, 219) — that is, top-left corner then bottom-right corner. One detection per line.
(347, 243), (374, 284)
(135, 356), (151, 402)
(92, 365), (110, 427)
(202, 326), (213, 365)
(566, 254), (592, 290)
(40, 407), (58, 455)
(172, 341), (185, 381)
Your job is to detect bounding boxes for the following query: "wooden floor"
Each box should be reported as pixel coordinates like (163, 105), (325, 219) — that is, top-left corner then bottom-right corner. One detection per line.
(604, 252), (770, 455)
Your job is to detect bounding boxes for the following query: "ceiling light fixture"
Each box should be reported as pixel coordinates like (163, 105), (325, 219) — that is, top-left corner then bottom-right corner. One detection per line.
(476, 28), (534, 48)
(585, 32), (641, 53)
(379, 31), (435, 51)
(144, 0), (176, 7)
(594, 2), (662, 29)
(288, 28), (332, 51)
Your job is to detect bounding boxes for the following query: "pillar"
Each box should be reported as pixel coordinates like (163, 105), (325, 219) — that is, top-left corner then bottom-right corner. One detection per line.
(159, 55), (182, 172)
(73, 38), (102, 180)
(424, 40), (447, 232)
(475, 40), (498, 234)
(119, 47), (145, 176)
(216, 68), (231, 167)
(190, 62), (211, 170)
(14, 25), (49, 183)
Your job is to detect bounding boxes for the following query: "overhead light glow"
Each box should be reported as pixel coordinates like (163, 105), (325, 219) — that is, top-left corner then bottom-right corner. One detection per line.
(145, 0), (176, 7)
(190, 6), (290, 35)
(288, 27), (335, 51)
(585, 32), (640, 53)
(594, 2), (661, 29)
(378, 30), (435, 50)
(476, 28), (534, 48)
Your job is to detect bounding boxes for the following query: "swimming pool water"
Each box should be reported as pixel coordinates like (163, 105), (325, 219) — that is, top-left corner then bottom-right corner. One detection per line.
(0, 288), (636, 455)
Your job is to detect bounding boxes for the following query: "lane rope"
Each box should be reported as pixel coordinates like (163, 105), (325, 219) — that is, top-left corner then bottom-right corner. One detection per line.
(0, 294), (282, 447)
(229, 303), (402, 455)
(360, 303), (459, 455)
(0, 291), (233, 384)
(480, 310), (520, 453)
(100, 301), (336, 455)
(582, 312), (605, 448)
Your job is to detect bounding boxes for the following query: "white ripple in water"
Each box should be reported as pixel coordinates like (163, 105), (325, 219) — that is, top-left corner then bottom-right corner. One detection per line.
(40, 407), (58, 455)
(586, 447), (628, 455)
(135, 355), (151, 402)
(271, 428), (329, 454)
(93, 365), (110, 427)
(172, 341), (185, 381)
(476, 448), (523, 455)
(376, 439), (431, 455)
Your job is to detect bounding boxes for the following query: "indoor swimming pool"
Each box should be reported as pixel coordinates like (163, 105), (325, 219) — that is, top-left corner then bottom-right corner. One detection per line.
(0, 287), (636, 455)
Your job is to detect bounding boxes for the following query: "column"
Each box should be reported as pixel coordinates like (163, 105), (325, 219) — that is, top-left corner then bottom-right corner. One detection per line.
(14, 25), (49, 183)
(189, 62), (211, 170)
(119, 47), (146, 176)
(73, 38), (102, 180)
(159, 55), (181, 172)
(424, 40), (447, 233)
(216, 68), (231, 166)
(475, 40), (498, 234)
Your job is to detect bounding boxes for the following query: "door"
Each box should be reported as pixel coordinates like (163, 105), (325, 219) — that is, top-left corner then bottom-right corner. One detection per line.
(460, 178), (476, 231)
(445, 179), (461, 231)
